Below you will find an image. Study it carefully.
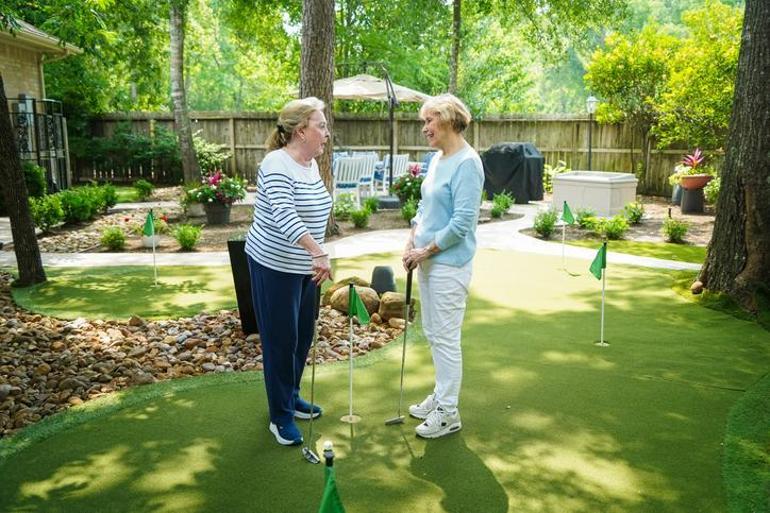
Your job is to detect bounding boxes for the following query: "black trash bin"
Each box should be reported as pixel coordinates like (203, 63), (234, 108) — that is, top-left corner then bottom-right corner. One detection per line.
(227, 237), (259, 335)
(481, 142), (544, 203)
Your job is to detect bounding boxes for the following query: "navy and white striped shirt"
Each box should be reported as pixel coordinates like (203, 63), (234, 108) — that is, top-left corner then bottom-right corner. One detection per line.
(245, 149), (332, 274)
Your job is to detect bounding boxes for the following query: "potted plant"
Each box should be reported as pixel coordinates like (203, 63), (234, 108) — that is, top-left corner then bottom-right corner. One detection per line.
(185, 171), (247, 225)
(669, 149), (714, 191)
(390, 165), (424, 204)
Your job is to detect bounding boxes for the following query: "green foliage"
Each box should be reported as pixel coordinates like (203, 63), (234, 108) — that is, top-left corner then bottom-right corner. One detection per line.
(593, 215), (630, 240)
(100, 183), (118, 210)
(22, 162), (47, 198)
(490, 205), (505, 219)
(533, 210), (558, 239)
(193, 131), (231, 173)
(133, 179), (154, 201)
(185, 172), (246, 206)
(492, 191), (515, 213)
(704, 175), (720, 205)
(543, 160), (570, 193)
(28, 195), (64, 232)
(663, 218), (689, 243)
(401, 199), (418, 224)
(363, 196), (379, 214)
(333, 193), (356, 221)
(173, 224), (202, 251)
(350, 208), (371, 229)
(58, 186), (102, 223)
(575, 208), (597, 229)
(622, 201), (645, 225)
(391, 173), (424, 204)
(100, 227), (126, 251)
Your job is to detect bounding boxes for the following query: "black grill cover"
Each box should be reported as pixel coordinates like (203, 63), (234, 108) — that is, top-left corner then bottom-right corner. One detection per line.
(481, 142), (544, 204)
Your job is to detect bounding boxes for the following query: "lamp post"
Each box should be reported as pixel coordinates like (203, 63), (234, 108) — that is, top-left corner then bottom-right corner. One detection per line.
(586, 95), (599, 171)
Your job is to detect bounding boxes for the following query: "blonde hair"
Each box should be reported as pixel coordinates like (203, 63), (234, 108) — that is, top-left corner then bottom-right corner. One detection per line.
(266, 97), (326, 151)
(419, 93), (472, 133)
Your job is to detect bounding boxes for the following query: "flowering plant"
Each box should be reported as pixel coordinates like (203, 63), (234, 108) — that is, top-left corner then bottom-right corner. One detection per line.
(668, 149), (714, 186)
(407, 162), (421, 176)
(185, 171), (246, 206)
(391, 171), (424, 203)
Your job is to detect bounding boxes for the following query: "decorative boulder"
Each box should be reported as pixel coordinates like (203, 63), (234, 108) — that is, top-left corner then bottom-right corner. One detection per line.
(370, 266), (396, 295)
(378, 292), (416, 321)
(330, 286), (380, 315)
(322, 277), (370, 306)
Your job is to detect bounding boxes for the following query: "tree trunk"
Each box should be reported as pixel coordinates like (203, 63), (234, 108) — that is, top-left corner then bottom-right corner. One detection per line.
(301, 0), (336, 235)
(448, 0), (461, 94)
(170, 1), (201, 184)
(699, 0), (770, 312)
(0, 75), (46, 286)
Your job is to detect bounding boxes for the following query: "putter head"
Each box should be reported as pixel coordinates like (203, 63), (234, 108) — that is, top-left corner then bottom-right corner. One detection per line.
(384, 415), (405, 426)
(302, 447), (321, 464)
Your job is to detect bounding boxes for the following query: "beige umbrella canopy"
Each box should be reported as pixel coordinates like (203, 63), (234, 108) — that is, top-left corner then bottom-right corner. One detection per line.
(333, 74), (431, 103)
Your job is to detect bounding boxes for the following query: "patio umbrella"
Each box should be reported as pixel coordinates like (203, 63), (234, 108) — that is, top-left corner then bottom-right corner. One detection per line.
(332, 74), (432, 103)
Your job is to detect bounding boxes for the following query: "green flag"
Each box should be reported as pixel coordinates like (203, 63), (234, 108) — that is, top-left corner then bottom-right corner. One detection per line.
(142, 210), (155, 237)
(561, 201), (575, 225)
(589, 243), (607, 280)
(318, 466), (346, 513)
(348, 285), (370, 324)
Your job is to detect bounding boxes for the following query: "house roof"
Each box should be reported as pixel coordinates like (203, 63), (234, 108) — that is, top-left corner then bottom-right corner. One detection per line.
(0, 19), (82, 58)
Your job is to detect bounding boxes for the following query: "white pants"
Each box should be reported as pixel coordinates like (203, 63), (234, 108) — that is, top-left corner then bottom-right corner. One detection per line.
(418, 259), (473, 413)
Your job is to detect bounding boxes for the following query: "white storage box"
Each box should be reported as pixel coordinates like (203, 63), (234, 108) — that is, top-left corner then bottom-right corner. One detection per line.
(552, 171), (638, 217)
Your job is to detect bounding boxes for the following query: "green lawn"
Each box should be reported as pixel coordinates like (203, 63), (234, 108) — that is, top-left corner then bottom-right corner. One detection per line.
(1, 251), (768, 513)
(114, 186), (139, 203)
(566, 239), (707, 263)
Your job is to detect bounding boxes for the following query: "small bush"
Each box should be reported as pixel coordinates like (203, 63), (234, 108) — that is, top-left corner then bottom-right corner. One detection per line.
(350, 208), (371, 228)
(29, 195), (64, 232)
(174, 224), (202, 251)
(491, 191), (514, 215)
(490, 204), (505, 218)
(101, 227), (126, 251)
(600, 215), (630, 240)
(533, 210), (558, 239)
(101, 183), (118, 210)
(363, 196), (379, 214)
(193, 131), (231, 173)
(622, 201), (645, 225)
(663, 218), (689, 243)
(576, 208), (596, 229)
(543, 160), (570, 193)
(59, 188), (95, 223)
(401, 198), (418, 224)
(133, 179), (154, 201)
(333, 193), (356, 221)
(704, 176), (720, 205)
(22, 162), (47, 198)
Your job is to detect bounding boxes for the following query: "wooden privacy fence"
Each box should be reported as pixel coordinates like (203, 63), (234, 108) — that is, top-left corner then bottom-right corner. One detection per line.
(75, 112), (695, 196)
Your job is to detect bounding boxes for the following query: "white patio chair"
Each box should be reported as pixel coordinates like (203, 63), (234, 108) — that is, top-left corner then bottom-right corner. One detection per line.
(333, 156), (371, 205)
(374, 154), (410, 194)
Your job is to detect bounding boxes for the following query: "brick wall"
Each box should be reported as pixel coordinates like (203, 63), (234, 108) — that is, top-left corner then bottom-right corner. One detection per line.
(0, 42), (43, 100)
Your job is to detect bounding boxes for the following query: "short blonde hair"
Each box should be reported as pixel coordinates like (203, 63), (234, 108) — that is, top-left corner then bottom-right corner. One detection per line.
(419, 93), (472, 133)
(266, 97), (326, 151)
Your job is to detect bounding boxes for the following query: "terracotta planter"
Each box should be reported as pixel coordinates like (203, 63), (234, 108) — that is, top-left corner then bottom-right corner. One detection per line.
(204, 202), (232, 225)
(679, 174), (713, 191)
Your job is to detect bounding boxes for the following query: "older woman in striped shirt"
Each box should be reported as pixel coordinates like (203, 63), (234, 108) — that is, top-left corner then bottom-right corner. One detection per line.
(246, 97), (333, 446)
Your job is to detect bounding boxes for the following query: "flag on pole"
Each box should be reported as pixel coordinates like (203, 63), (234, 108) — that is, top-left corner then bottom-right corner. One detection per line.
(589, 242), (607, 280)
(318, 466), (346, 513)
(348, 286), (370, 324)
(142, 210), (155, 237)
(561, 201), (575, 225)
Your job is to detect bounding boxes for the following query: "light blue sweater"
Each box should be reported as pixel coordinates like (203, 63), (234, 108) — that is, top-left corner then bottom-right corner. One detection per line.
(412, 143), (485, 267)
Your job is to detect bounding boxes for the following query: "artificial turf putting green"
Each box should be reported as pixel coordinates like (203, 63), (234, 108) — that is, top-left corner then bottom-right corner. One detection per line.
(565, 239), (707, 264)
(11, 266), (238, 320)
(1, 250), (769, 513)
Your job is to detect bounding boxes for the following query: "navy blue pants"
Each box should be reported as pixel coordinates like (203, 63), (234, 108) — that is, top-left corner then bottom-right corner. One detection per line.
(248, 257), (316, 425)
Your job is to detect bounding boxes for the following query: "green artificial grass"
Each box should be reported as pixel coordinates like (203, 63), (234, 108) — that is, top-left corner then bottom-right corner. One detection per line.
(2, 250), (769, 513)
(566, 239), (707, 263)
(11, 266), (237, 320)
(114, 186), (139, 203)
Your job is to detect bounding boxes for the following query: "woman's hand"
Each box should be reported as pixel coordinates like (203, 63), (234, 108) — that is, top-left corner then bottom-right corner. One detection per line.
(403, 247), (432, 271)
(311, 254), (332, 284)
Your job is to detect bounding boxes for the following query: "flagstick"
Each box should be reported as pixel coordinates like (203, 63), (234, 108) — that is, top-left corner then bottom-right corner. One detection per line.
(151, 230), (158, 286)
(596, 245), (609, 347)
(561, 222), (566, 269)
(341, 310), (361, 423)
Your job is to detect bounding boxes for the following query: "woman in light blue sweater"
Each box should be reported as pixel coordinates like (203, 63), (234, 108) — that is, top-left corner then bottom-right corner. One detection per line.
(402, 94), (484, 439)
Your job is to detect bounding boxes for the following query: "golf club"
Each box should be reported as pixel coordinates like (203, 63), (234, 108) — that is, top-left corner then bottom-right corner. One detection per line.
(385, 268), (413, 426)
(301, 287), (323, 464)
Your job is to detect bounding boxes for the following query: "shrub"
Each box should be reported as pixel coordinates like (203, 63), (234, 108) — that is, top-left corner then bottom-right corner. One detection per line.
(193, 131), (230, 173)
(101, 183), (118, 211)
(59, 188), (95, 223)
(575, 208), (597, 229)
(492, 191), (515, 214)
(533, 210), (558, 239)
(663, 218), (689, 243)
(29, 195), (64, 232)
(350, 208), (371, 228)
(704, 175), (720, 205)
(22, 162), (47, 198)
(391, 173), (424, 203)
(133, 179), (154, 201)
(599, 215), (630, 240)
(622, 201), (645, 225)
(490, 204), (505, 219)
(543, 160), (570, 193)
(401, 198), (418, 224)
(363, 196), (379, 214)
(333, 193), (356, 221)
(174, 224), (202, 251)
(100, 227), (126, 251)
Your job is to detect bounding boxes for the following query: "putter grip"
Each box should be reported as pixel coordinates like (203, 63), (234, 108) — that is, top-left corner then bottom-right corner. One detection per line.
(405, 269), (413, 305)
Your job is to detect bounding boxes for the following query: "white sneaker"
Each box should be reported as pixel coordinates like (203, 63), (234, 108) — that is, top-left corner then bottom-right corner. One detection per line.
(415, 407), (462, 439)
(408, 393), (438, 420)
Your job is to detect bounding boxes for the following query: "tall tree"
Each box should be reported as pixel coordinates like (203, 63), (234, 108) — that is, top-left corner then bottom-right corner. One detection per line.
(170, 0), (201, 183)
(0, 75), (46, 286)
(699, 0), (770, 313)
(448, 0), (461, 93)
(300, 0), (335, 232)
